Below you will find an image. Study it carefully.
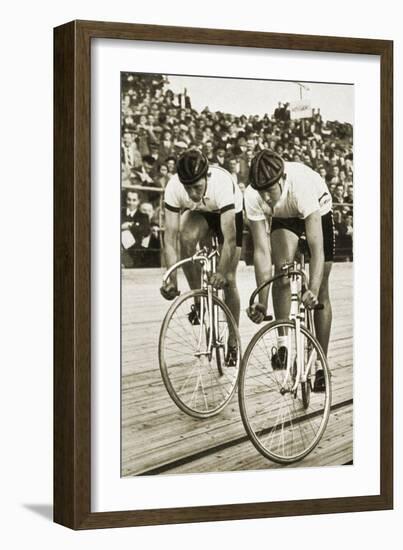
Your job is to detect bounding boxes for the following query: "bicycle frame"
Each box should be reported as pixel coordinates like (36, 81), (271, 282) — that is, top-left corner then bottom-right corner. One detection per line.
(162, 238), (221, 358)
(280, 262), (317, 393)
(249, 256), (318, 395)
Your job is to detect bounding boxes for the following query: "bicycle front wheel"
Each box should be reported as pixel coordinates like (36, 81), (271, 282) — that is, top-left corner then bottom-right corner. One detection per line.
(159, 289), (241, 418)
(239, 320), (331, 464)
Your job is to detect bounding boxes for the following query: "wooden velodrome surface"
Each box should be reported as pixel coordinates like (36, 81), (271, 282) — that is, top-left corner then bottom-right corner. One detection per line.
(122, 262), (353, 476)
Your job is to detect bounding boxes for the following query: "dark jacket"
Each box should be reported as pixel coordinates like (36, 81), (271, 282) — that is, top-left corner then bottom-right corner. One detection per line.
(121, 208), (150, 248)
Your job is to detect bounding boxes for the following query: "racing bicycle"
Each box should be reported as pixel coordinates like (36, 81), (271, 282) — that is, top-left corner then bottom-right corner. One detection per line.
(238, 237), (332, 463)
(159, 237), (241, 418)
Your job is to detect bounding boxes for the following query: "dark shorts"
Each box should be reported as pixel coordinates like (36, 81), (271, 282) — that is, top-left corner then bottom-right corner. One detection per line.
(271, 210), (335, 262)
(197, 210), (244, 247)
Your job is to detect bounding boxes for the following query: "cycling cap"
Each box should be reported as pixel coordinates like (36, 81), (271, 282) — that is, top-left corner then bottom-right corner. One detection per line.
(176, 149), (209, 185)
(249, 149), (284, 190)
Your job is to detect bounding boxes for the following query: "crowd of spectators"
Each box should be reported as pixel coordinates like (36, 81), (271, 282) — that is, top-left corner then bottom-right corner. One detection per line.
(121, 73), (354, 267)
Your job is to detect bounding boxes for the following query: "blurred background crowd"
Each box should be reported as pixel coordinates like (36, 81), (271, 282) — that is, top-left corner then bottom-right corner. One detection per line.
(121, 73), (354, 268)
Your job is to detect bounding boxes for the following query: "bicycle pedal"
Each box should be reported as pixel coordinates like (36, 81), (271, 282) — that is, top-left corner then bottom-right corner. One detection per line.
(312, 369), (326, 392)
(225, 347), (238, 367)
(188, 304), (201, 325)
(271, 346), (288, 370)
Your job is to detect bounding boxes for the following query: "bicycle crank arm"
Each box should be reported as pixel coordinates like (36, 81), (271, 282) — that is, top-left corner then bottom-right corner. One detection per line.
(280, 387), (299, 399)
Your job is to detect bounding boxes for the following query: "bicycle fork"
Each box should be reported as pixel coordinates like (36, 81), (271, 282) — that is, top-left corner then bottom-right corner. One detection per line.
(194, 252), (225, 362)
(280, 317), (303, 395)
(194, 285), (214, 358)
(195, 254), (216, 358)
(280, 272), (306, 394)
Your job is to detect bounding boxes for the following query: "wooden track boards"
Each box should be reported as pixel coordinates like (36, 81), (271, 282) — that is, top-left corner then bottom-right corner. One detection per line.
(122, 262), (353, 476)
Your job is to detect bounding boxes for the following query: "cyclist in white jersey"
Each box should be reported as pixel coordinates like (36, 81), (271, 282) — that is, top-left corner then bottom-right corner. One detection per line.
(244, 150), (335, 391)
(160, 149), (244, 364)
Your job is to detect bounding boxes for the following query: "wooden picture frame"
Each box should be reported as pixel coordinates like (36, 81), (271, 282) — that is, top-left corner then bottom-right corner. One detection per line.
(54, 20), (393, 529)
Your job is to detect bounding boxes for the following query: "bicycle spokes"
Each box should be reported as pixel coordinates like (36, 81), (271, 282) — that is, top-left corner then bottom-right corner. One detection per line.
(159, 290), (241, 418)
(239, 321), (331, 463)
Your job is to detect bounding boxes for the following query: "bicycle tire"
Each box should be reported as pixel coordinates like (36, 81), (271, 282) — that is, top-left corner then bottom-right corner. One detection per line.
(159, 289), (241, 418)
(239, 319), (331, 464)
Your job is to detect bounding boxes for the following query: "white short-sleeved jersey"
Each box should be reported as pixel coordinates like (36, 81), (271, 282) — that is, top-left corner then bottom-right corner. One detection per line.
(244, 162), (332, 222)
(164, 165), (243, 214)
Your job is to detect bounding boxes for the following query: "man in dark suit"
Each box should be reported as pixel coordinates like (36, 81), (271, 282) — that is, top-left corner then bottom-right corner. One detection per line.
(211, 144), (227, 168)
(274, 102), (283, 121)
(121, 190), (151, 267)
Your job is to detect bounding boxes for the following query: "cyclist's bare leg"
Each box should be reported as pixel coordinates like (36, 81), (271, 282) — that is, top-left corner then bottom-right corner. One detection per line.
(222, 246), (241, 347)
(314, 261), (333, 355)
(179, 211), (209, 290)
(271, 228), (299, 320)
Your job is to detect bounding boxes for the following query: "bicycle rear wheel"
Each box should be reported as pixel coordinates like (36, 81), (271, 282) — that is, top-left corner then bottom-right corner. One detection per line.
(239, 320), (331, 464)
(159, 289), (241, 418)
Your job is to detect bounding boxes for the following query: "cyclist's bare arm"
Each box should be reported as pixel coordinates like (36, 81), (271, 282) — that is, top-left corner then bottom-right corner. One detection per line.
(305, 210), (324, 298)
(217, 208), (237, 279)
(249, 218), (272, 311)
(164, 208), (181, 286)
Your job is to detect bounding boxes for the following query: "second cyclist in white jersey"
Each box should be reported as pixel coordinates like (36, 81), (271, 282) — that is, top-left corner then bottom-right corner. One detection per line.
(244, 150), (335, 391)
(160, 149), (244, 365)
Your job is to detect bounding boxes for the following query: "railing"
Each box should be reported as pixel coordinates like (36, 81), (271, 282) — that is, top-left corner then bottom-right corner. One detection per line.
(121, 183), (353, 267)
(122, 184), (165, 264)
(123, 183), (165, 221)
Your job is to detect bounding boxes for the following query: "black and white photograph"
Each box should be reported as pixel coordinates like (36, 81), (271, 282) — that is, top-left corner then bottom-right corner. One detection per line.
(120, 72), (354, 476)
(1, 0), (397, 539)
